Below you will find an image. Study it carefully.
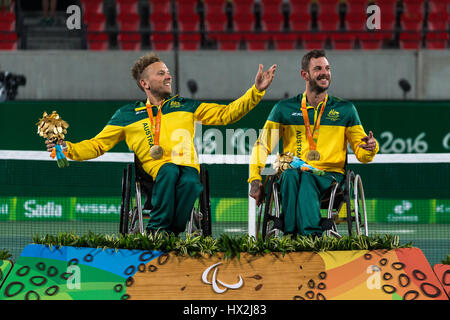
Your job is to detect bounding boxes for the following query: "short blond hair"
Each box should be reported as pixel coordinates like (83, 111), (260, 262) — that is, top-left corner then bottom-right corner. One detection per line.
(131, 52), (161, 91)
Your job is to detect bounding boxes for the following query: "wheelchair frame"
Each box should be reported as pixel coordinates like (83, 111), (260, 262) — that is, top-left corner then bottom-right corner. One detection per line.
(119, 158), (212, 236)
(256, 168), (369, 240)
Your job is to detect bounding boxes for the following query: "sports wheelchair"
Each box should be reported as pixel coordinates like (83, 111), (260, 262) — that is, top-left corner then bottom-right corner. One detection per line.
(119, 156), (212, 236)
(256, 168), (368, 240)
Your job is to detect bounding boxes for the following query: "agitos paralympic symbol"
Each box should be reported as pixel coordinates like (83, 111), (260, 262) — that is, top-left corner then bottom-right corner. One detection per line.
(201, 262), (243, 294)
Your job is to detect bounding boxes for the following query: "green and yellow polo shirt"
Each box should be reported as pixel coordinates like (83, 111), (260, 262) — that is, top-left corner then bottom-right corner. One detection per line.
(66, 85), (265, 179)
(249, 93), (379, 182)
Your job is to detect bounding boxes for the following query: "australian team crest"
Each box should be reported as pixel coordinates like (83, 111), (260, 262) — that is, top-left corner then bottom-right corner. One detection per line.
(326, 109), (340, 121)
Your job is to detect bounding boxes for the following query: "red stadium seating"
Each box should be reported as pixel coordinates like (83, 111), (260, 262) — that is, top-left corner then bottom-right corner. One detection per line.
(175, 0), (197, 15)
(329, 32), (356, 49)
(0, 12), (15, 31)
(358, 32), (386, 49)
(399, 31), (422, 49)
(426, 32), (449, 49)
(260, 0), (283, 13)
(151, 33), (174, 50)
(272, 32), (298, 50)
(80, 0), (103, 14)
(209, 32), (241, 50)
(289, 12), (312, 31)
(87, 32), (109, 50)
(233, 0), (254, 16)
(428, 0), (449, 13)
(203, 0), (227, 14)
(317, 0), (339, 14)
(117, 13), (140, 31)
(289, 0), (311, 14)
(302, 32), (327, 49)
(178, 14), (200, 32)
(243, 33), (270, 50)
(150, 12), (172, 32)
(374, 0), (397, 14)
(427, 12), (448, 31)
(149, 0), (171, 14)
(116, 0), (138, 14)
(346, 0), (368, 14)
(261, 12), (284, 32)
(345, 12), (367, 31)
(402, 0), (425, 14)
(380, 12), (396, 31)
(0, 33), (18, 50)
(317, 12), (340, 30)
(233, 12), (255, 32)
(205, 12), (228, 32)
(400, 12), (423, 31)
(84, 13), (106, 32)
(178, 33), (202, 50)
(118, 33), (141, 50)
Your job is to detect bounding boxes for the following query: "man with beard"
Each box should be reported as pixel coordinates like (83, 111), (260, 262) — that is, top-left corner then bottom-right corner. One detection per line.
(248, 50), (378, 237)
(46, 52), (277, 235)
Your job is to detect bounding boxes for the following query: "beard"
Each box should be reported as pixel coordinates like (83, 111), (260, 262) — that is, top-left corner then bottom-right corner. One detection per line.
(308, 74), (331, 94)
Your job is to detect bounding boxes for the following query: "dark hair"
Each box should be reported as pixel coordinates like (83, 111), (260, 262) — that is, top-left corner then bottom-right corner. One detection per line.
(131, 52), (161, 91)
(301, 50), (327, 72)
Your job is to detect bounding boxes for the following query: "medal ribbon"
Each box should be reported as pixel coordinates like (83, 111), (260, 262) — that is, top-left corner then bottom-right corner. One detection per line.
(301, 91), (328, 151)
(145, 103), (162, 146)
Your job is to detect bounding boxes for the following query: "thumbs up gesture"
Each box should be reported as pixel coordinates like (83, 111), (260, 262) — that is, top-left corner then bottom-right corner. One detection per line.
(361, 131), (377, 151)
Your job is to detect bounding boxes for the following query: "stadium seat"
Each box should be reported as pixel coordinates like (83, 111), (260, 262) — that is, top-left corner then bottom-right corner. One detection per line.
(233, 12), (255, 32)
(302, 32), (327, 49)
(317, 0), (339, 14)
(175, 0), (197, 16)
(203, 0), (227, 14)
(399, 31), (422, 49)
(233, 0), (255, 15)
(400, 12), (423, 31)
(345, 0), (369, 15)
(0, 11), (15, 31)
(380, 12), (396, 31)
(261, 12), (284, 32)
(329, 32), (356, 49)
(358, 32), (385, 49)
(87, 32), (109, 50)
(0, 32), (17, 50)
(260, 0), (283, 13)
(204, 12), (228, 32)
(117, 13), (140, 31)
(178, 33), (202, 50)
(118, 32), (141, 50)
(209, 32), (241, 50)
(426, 31), (449, 49)
(317, 12), (340, 30)
(345, 12), (367, 31)
(427, 12), (448, 31)
(150, 33), (174, 50)
(374, 0), (397, 18)
(243, 33), (270, 50)
(84, 13), (106, 32)
(178, 14), (200, 32)
(289, 0), (311, 14)
(428, 0), (449, 13)
(150, 12), (173, 32)
(80, 0), (103, 14)
(149, 0), (171, 14)
(272, 32), (298, 49)
(116, 0), (138, 14)
(289, 12), (312, 31)
(402, 0), (425, 14)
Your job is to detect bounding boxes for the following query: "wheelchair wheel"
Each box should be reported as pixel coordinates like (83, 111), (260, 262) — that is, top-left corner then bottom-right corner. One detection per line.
(119, 164), (132, 235)
(261, 176), (283, 240)
(199, 166), (212, 236)
(345, 170), (369, 236)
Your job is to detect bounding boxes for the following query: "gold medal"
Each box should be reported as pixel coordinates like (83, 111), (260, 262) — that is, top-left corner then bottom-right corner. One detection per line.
(306, 150), (320, 161)
(150, 145), (164, 160)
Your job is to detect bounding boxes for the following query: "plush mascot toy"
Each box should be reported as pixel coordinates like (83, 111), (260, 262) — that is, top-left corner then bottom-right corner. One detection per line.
(36, 111), (69, 168)
(273, 152), (324, 176)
